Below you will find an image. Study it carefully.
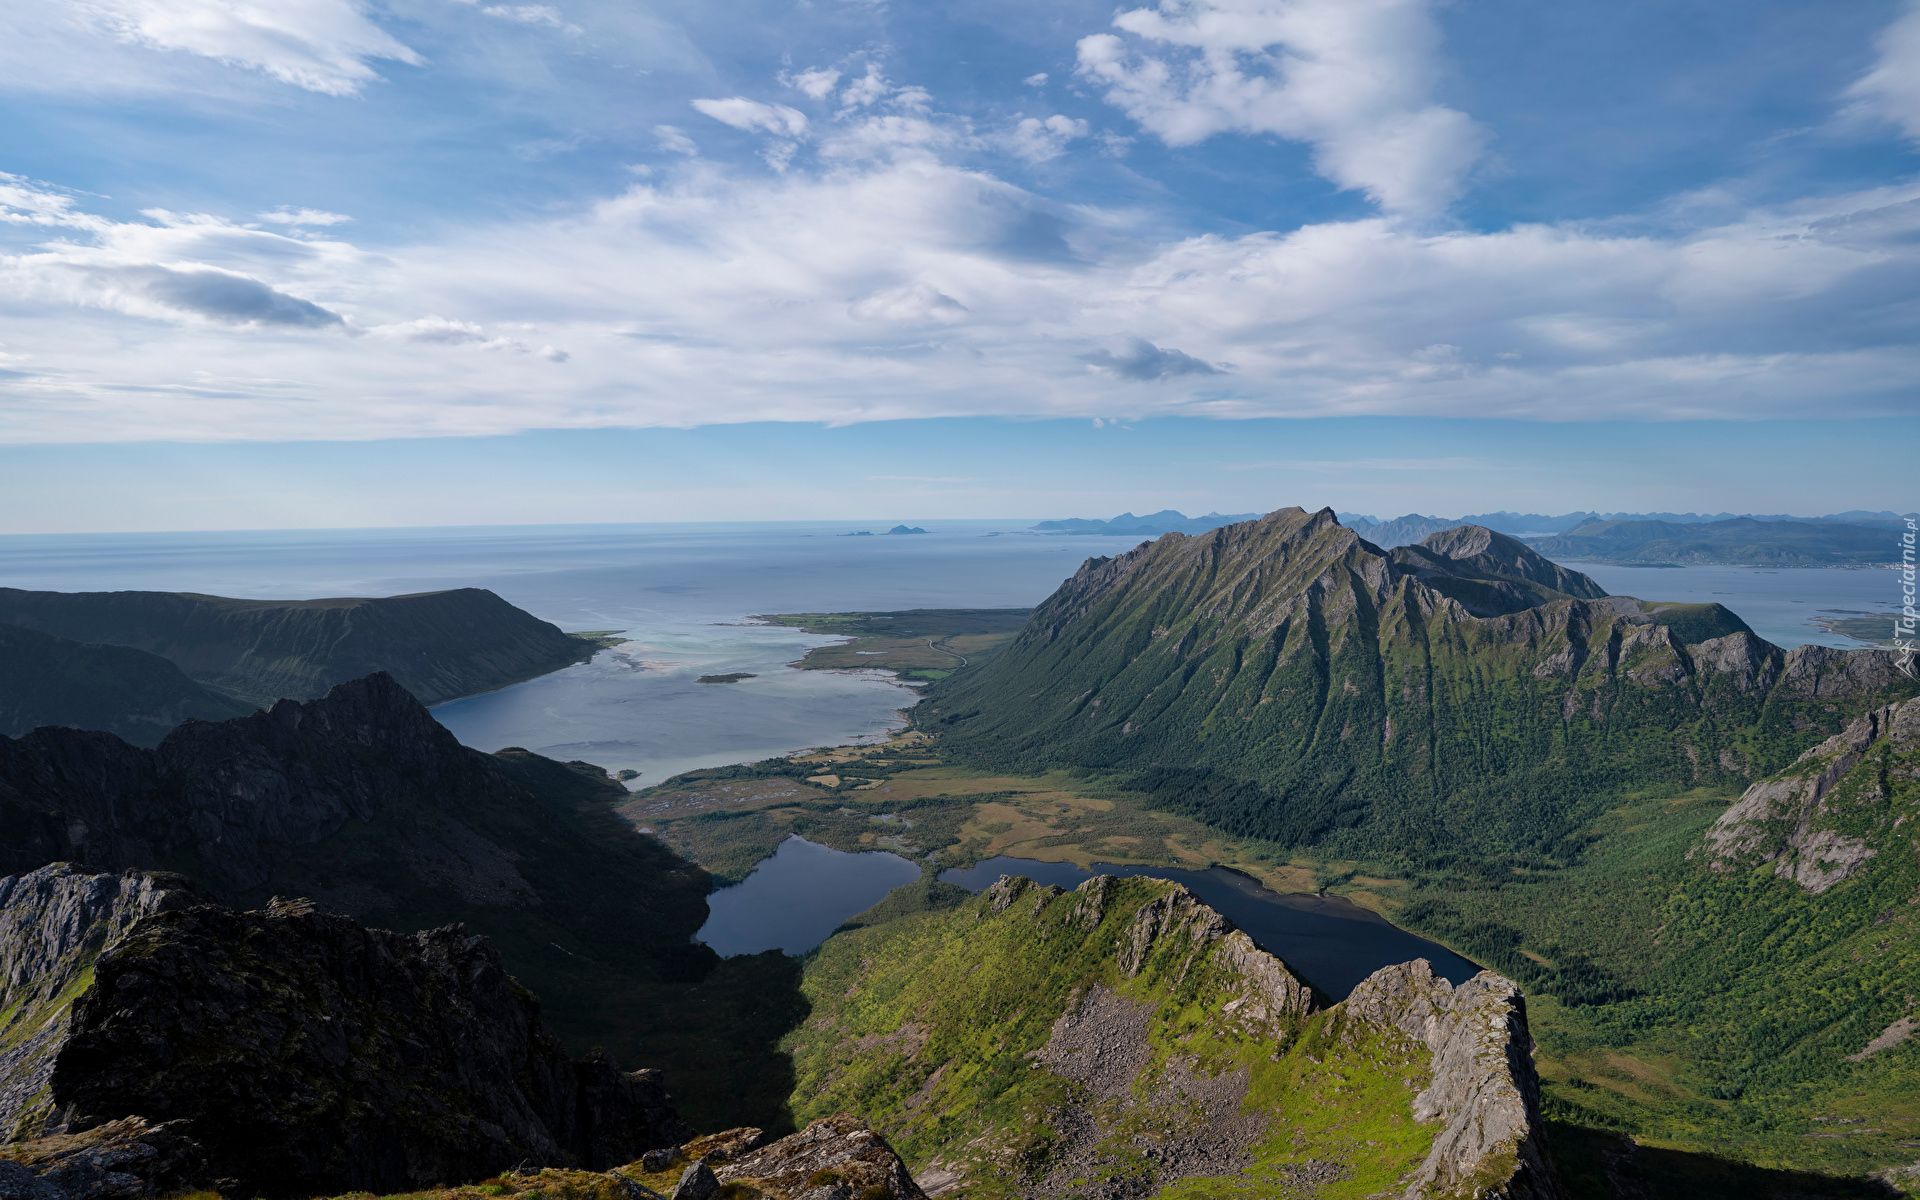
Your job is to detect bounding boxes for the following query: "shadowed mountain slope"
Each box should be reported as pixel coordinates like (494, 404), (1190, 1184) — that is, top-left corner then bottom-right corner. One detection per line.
(0, 624), (253, 745)
(0, 864), (689, 1196)
(920, 508), (1914, 867)
(0, 674), (803, 1130)
(0, 586), (593, 707)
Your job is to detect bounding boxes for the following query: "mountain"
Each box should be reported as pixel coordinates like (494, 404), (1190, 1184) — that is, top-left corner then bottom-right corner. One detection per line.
(0, 624), (253, 745)
(1398, 695), (1920, 1185)
(919, 508), (1914, 867)
(0, 673), (800, 1130)
(1031, 510), (1263, 537)
(0, 585), (595, 707)
(786, 873), (1559, 1199)
(0, 863), (688, 1196)
(1524, 516), (1901, 564)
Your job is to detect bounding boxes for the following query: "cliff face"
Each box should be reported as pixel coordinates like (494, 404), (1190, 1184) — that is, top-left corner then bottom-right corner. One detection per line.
(0, 864), (689, 1197)
(923, 507), (1916, 862)
(1701, 695), (1920, 894)
(0, 674), (720, 1093)
(0, 586), (590, 707)
(0, 625), (252, 746)
(788, 873), (1559, 1200)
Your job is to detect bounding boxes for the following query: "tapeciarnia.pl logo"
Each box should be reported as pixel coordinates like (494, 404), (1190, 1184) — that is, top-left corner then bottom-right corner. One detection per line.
(1898, 517), (1917, 680)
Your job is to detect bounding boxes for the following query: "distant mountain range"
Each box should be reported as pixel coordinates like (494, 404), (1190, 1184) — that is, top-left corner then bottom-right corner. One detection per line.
(1030, 509), (1263, 536)
(1036, 508), (1916, 563)
(1341, 509), (1916, 542)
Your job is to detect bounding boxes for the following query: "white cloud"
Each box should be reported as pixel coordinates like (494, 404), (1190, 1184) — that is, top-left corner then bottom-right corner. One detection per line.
(1074, 0), (1488, 215)
(840, 64), (890, 109)
(1024, 73), (1049, 87)
(1846, 0), (1920, 142)
(1006, 114), (1091, 162)
(72, 0), (420, 95)
(479, 4), (581, 33)
(691, 97), (809, 137)
(3, 156), (1920, 443)
(655, 125), (698, 155)
(785, 67), (841, 99)
(256, 208), (352, 226)
(849, 282), (969, 324)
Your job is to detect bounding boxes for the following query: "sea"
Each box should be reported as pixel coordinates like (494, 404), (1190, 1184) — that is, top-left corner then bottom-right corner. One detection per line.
(0, 521), (1900, 786)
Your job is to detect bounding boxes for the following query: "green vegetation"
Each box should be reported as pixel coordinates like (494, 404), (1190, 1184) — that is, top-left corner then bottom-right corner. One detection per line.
(903, 509), (1920, 1188)
(698, 673), (758, 684)
(0, 585), (593, 707)
(786, 877), (1437, 1200)
(0, 623), (252, 745)
(759, 609), (1030, 678)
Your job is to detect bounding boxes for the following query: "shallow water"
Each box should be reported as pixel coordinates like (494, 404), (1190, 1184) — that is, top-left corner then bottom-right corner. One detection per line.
(940, 856), (1479, 1000)
(695, 835), (921, 956)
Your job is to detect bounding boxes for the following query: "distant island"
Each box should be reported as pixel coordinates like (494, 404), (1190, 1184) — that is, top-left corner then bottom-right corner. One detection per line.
(696, 672), (757, 683)
(840, 525), (928, 536)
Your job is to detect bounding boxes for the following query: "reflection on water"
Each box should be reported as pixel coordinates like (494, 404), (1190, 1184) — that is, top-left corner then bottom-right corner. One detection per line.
(695, 835), (921, 957)
(939, 856), (1478, 1000)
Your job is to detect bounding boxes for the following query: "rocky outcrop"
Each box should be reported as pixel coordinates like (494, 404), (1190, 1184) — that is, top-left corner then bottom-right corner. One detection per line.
(0, 1116), (204, 1199)
(715, 1115), (925, 1200)
(0, 585), (592, 707)
(1701, 697), (1920, 892)
(0, 866), (689, 1198)
(1343, 960), (1561, 1200)
(0, 866), (204, 1141)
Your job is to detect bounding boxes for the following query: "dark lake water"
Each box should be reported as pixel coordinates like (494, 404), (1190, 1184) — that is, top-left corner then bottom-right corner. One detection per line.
(940, 856), (1479, 1000)
(695, 835), (920, 957)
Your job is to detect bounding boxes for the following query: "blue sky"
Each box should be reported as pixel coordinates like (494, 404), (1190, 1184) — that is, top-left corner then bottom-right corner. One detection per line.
(1, 0), (1917, 531)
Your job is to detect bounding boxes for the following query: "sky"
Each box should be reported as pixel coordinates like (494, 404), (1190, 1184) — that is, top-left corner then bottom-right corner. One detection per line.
(1, 0), (1918, 531)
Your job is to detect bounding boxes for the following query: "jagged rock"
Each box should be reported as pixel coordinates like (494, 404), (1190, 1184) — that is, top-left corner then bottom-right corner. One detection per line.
(682, 1127), (765, 1164)
(0, 865), (689, 1198)
(1068, 875), (1112, 929)
(715, 1115), (925, 1200)
(0, 1116), (203, 1199)
(672, 1161), (719, 1200)
(1343, 960), (1561, 1200)
(0, 867), (204, 1141)
(1701, 697), (1920, 892)
(984, 875), (1028, 913)
(1117, 884), (1230, 977)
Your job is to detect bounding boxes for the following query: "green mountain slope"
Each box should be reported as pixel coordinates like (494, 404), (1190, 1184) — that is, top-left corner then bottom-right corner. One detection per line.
(0, 585), (594, 706)
(787, 874), (1559, 1200)
(0, 624), (253, 745)
(920, 508), (1914, 870)
(1525, 516), (1898, 565)
(1397, 696), (1920, 1189)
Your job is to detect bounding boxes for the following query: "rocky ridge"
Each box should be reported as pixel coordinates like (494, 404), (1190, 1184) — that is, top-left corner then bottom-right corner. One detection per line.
(0, 863), (690, 1198)
(923, 507), (1916, 856)
(1701, 694), (1920, 893)
(789, 873), (1559, 1200)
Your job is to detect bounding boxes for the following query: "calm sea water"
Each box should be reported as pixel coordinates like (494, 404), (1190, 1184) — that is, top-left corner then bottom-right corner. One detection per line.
(0, 521), (1893, 783)
(942, 856), (1479, 1000)
(696, 835), (920, 956)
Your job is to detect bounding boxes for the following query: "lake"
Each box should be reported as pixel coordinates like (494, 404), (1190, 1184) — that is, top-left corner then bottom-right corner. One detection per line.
(941, 856), (1479, 1000)
(695, 835), (920, 956)
(0, 521), (1895, 784)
